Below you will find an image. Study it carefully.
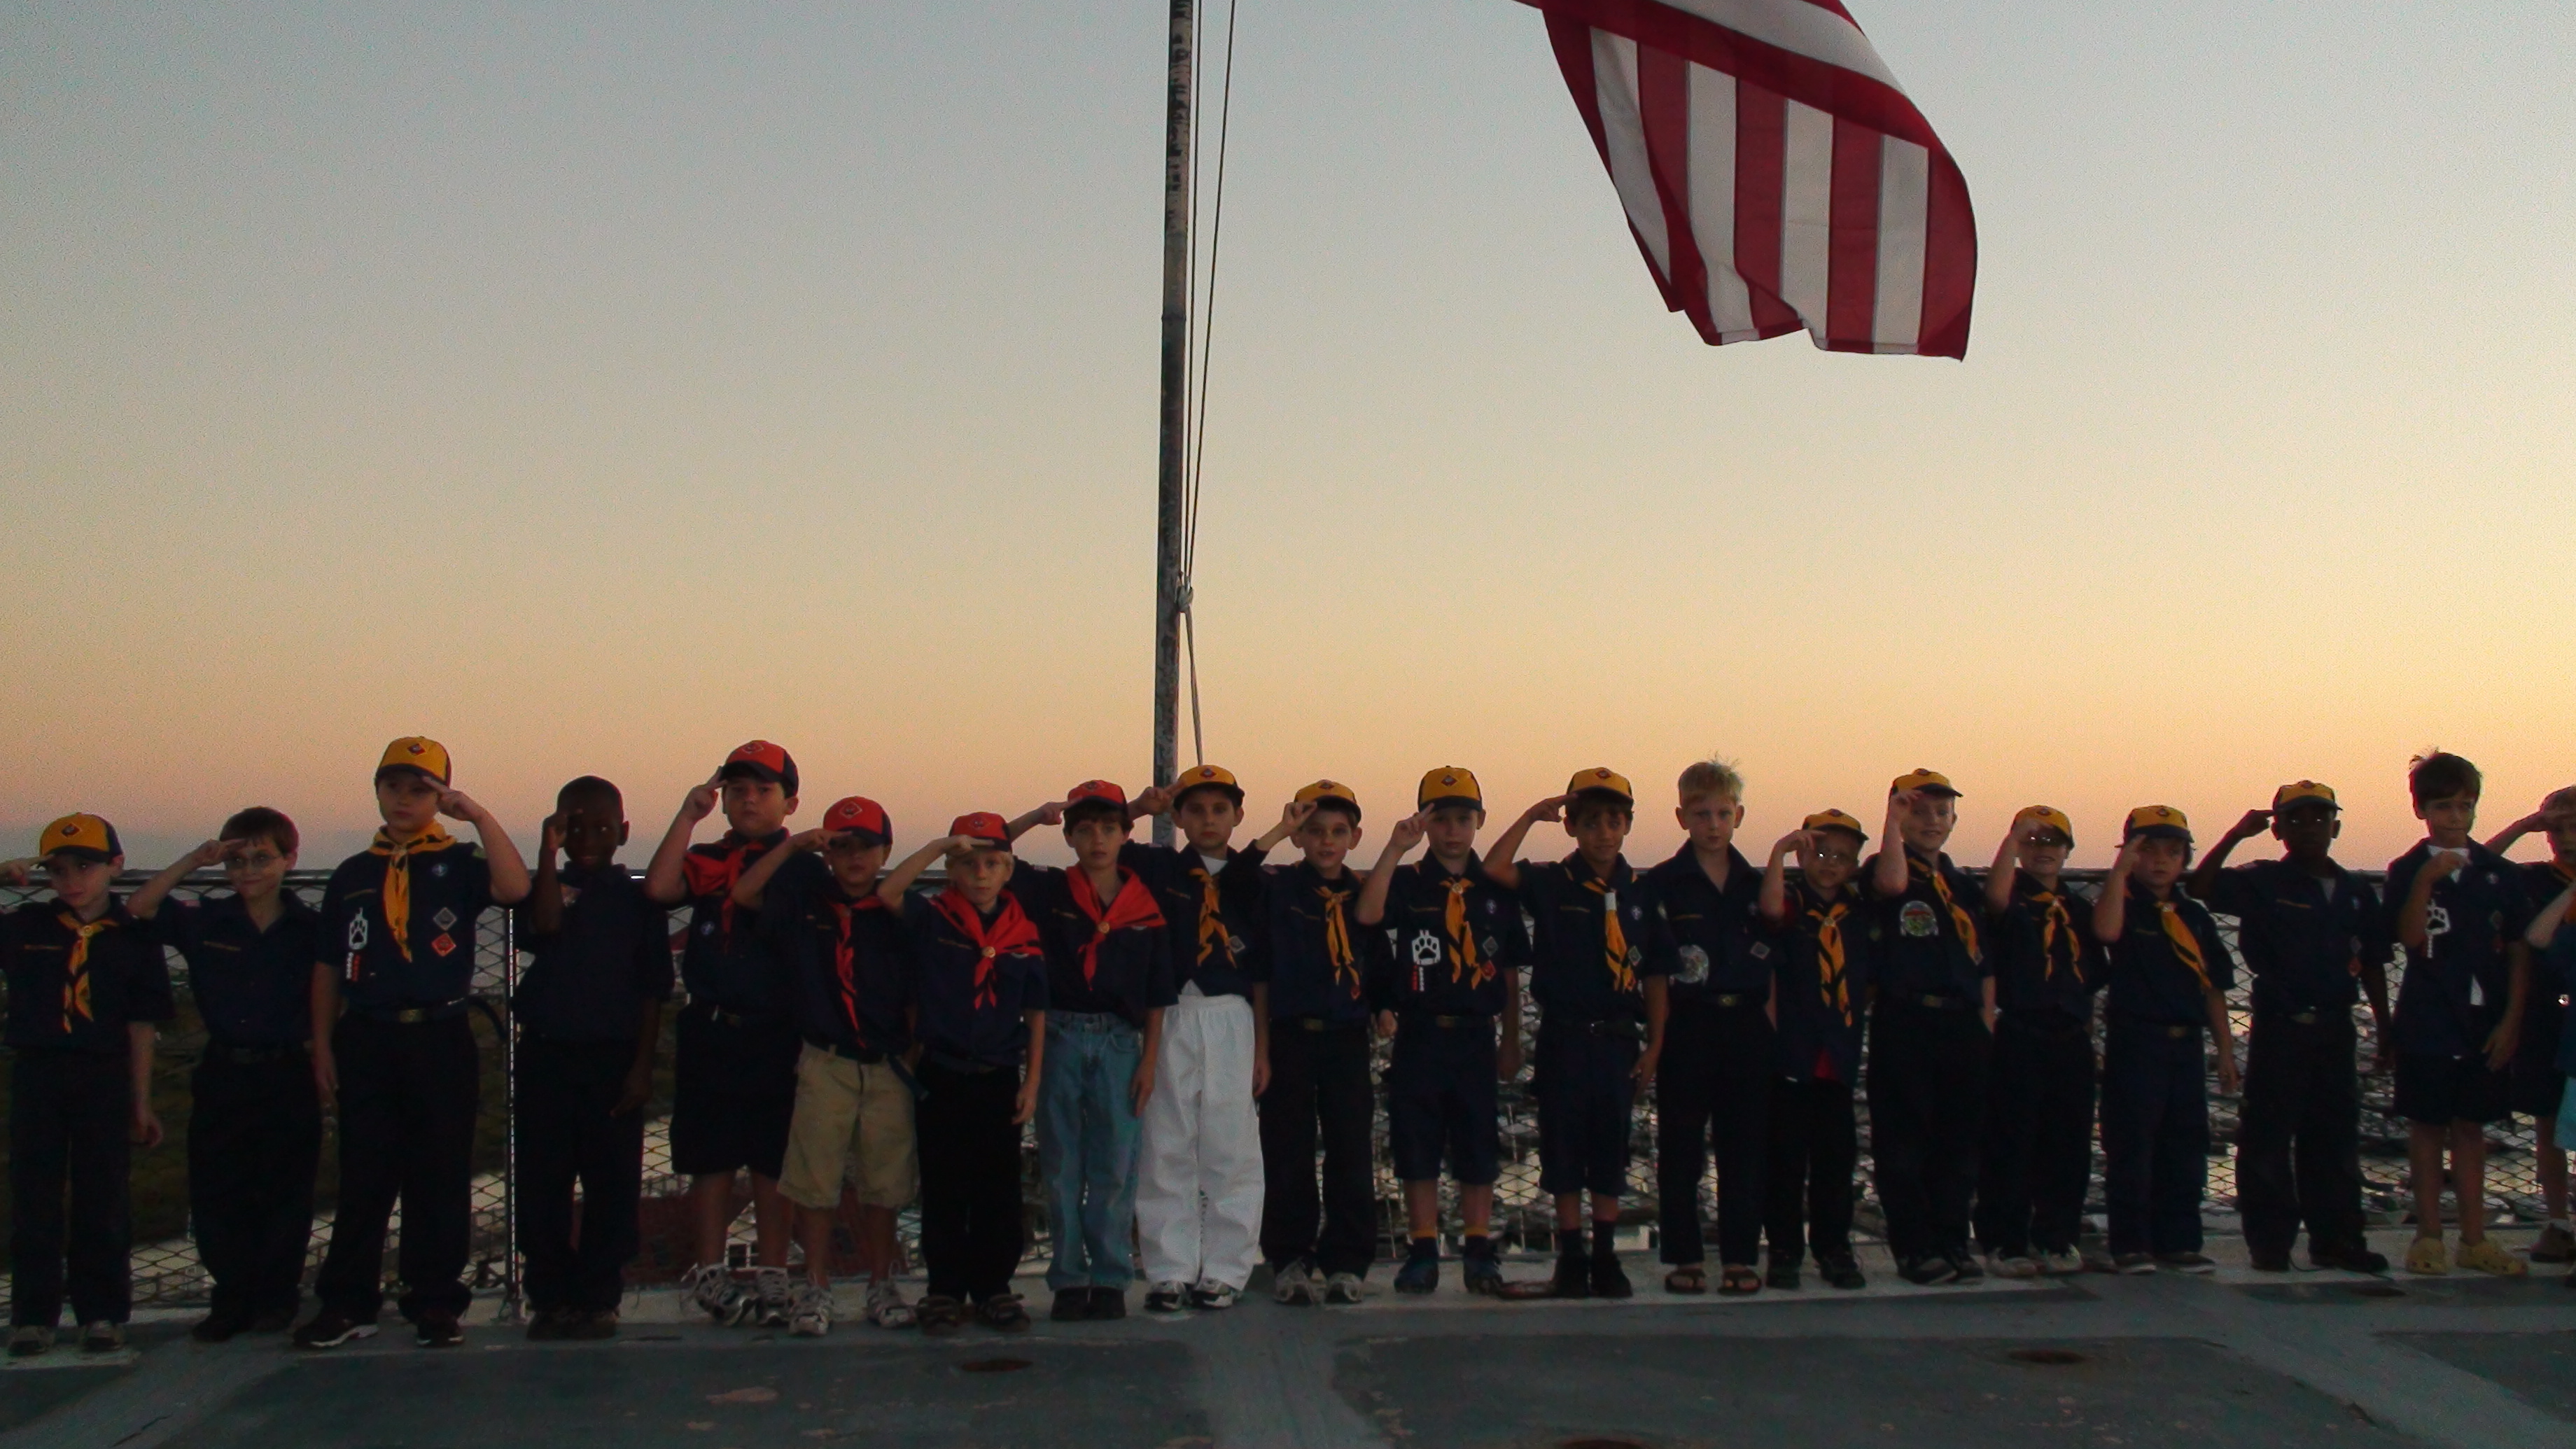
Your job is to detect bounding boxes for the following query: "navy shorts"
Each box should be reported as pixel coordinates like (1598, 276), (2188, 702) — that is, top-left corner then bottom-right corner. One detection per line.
(1385, 1018), (1501, 1186)
(2393, 1051), (2510, 1128)
(2511, 997), (2568, 1120)
(1533, 1026), (1639, 1198)
(670, 1003), (799, 1179)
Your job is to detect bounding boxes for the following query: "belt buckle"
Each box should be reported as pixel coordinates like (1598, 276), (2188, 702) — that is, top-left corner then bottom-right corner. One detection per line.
(2290, 1010), (2319, 1026)
(2164, 1024), (2190, 1039)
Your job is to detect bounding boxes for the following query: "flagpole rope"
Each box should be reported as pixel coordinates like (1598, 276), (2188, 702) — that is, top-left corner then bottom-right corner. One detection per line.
(1177, 0), (1237, 767)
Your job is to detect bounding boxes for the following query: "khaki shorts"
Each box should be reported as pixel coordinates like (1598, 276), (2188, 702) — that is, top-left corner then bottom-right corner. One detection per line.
(778, 1042), (918, 1211)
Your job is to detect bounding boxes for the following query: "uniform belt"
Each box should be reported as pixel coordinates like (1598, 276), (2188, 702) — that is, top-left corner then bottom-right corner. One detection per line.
(1906, 994), (1972, 1010)
(2152, 1023), (2199, 1039)
(2286, 1010), (2323, 1026)
(1551, 1018), (1646, 1041)
(804, 1036), (886, 1065)
(699, 1004), (770, 1028)
(204, 1042), (307, 1065)
(1289, 1016), (1366, 1033)
(1402, 1012), (1493, 1029)
(355, 1000), (467, 1024)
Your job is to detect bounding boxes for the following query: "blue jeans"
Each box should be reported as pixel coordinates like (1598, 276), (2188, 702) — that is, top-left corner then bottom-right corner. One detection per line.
(1040, 1012), (1144, 1290)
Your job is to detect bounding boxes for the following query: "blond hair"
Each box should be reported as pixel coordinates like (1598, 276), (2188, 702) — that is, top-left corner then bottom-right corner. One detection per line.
(1676, 755), (1744, 806)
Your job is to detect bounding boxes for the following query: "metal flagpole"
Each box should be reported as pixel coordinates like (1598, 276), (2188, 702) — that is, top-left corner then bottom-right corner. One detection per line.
(1151, 0), (1194, 847)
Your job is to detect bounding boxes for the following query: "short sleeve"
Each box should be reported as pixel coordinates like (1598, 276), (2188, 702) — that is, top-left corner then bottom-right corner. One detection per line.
(1021, 953), (1050, 1011)
(1632, 886), (1679, 979)
(150, 899), (204, 955)
(128, 936), (178, 1024)
(2201, 866), (2257, 920)
(633, 893), (676, 1000)
(316, 872), (351, 969)
(755, 854), (820, 946)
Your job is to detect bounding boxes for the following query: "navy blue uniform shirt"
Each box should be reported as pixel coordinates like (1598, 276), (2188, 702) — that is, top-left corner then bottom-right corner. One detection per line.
(901, 890), (1049, 1070)
(1516, 855), (1676, 1028)
(2386, 841), (2529, 1058)
(1119, 841), (1267, 1001)
(1372, 854), (1523, 1018)
(2, 899), (176, 1054)
(2517, 860), (2572, 1007)
(758, 853), (910, 1055)
(151, 893), (322, 1047)
(1989, 872), (2101, 1023)
(1867, 848), (1989, 1004)
(1259, 860), (1373, 1026)
(1014, 861), (1177, 1024)
(1773, 879), (1877, 1082)
(677, 830), (793, 1018)
(2202, 858), (2380, 1016)
(2103, 882), (2233, 1026)
(512, 864), (673, 1043)
(1647, 844), (1773, 1003)
(320, 841), (493, 1012)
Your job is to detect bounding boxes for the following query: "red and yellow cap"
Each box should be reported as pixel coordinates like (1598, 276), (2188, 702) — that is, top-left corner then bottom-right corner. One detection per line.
(1065, 780), (1129, 812)
(2014, 805), (2076, 845)
(1170, 764), (1244, 806)
(1294, 778), (1362, 822)
(1890, 768), (1959, 799)
(948, 813), (1013, 849)
(720, 740), (799, 797)
(1417, 767), (1483, 812)
(1565, 767), (1634, 805)
(376, 736), (452, 787)
(821, 797), (890, 846)
(36, 813), (120, 864)
(2271, 780), (2338, 812)
(1802, 809), (1868, 843)
(2124, 805), (2192, 844)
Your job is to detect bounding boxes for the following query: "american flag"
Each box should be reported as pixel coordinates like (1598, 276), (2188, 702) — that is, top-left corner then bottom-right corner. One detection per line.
(1525, 0), (1977, 358)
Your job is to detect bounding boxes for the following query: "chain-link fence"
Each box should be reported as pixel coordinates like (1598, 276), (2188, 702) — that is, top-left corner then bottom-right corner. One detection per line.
(0, 865), (2557, 1310)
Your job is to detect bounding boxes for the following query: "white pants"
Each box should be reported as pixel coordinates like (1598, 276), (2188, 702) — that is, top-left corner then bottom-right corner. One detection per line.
(1138, 989), (1265, 1289)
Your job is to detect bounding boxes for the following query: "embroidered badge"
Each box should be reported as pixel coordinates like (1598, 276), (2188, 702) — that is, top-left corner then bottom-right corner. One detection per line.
(1674, 944), (1709, 985)
(1227, 935), (1249, 957)
(432, 907), (458, 931)
(1900, 900), (1939, 938)
(431, 862), (448, 879)
(346, 916), (370, 951)
(2424, 904), (2452, 939)
(1410, 932), (1443, 967)
(700, 919), (718, 937)
(1749, 941), (1772, 961)
(431, 933), (456, 957)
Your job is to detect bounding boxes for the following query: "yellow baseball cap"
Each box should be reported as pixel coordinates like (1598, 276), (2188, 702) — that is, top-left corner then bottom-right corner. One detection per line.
(1802, 809), (1868, 842)
(1565, 767), (1634, 804)
(1890, 769), (1959, 798)
(1294, 778), (1362, 821)
(1417, 767), (1483, 812)
(376, 736), (452, 787)
(2271, 780), (2338, 812)
(35, 813), (120, 863)
(1170, 763), (1244, 806)
(2014, 805), (2075, 845)
(2124, 805), (2192, 843)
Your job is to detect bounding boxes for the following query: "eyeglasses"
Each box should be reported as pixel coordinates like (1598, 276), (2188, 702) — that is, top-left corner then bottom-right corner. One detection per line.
(223, 851), (284, 872)
(1809, 849), (1858, 864)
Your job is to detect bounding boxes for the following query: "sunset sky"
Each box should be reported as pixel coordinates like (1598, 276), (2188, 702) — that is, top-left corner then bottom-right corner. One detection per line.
(4, 1), (2570, 871)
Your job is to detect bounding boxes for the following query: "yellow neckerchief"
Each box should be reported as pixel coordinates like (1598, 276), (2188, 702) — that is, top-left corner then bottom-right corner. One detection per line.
(2152, 890), (2211, 991)
(1436, 869), (1491, 986)
(1316, 878), (1360, 1000)
(55, 911), (111, 1032)
(1575, 857), (1636, 993)
(368, 823), (458, 961)
(2020, 872), (2080, 984)
(1802, 884), (1853, 1026)
(1187, 857), (1237, 972)
(1910, 849), (1980, 960)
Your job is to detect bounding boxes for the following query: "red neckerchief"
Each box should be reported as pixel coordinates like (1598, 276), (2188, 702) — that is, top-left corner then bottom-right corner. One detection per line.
(824, 893), (888, 1045)
(931, 888), (1043, 1008)
(1068, 867), (1165, 986)
(681, 831), (782, 937)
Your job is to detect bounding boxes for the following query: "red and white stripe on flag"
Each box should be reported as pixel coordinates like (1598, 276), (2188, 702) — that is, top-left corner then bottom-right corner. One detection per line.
(1525, 0), (1976, 358)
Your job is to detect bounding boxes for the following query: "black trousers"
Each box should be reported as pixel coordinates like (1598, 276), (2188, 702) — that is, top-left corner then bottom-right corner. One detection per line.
(2236, 1007), (2367, 1261)
(314, 1014), (480, 1321)
(9, 1049), (133, 1327)
(916, 1060), (1023, 1303)
(516, 1036), (645, 1313)
(1975, 1013), (2095, 1258)
(1655, 1002), (1773, 1266)
(1763, 1074), (1858, 1264)
(1865, 1000), (1991, 1261)
(1257, 1021), (1377, 1277)
(189, 1049), (322, 1318)
(2101, 1016), (2208, 1256)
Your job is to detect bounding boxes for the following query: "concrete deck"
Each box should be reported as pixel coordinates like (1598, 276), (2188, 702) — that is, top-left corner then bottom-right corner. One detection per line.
(4, 1226), (2570, 1449)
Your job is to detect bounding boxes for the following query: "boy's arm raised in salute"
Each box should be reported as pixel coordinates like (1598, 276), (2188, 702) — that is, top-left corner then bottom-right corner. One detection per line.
(128, 839), (232, 920)
(1357, 811), (1427, 927)
(1759, 830), (1807, 924)
(1984, 821), (2023, 916)
(876, 834), (974, 910)
(441, 785), (531, 906)
(1870, 792), (1917, 899)
(1479, 796), (1571, 892)
(1004, 802), (1065, 842)
(2189, 809), (2269, 900)
(643, 773), (722, 905)
(731, 827), (832, 910)
(2093, 836), (2136, 944)
(524, 814), (568, 938)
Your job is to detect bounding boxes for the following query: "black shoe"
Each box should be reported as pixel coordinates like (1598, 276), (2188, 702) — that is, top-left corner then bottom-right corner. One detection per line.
(1818, 1254), (1868, 1291)
(568, 1310), (618, 1340)
(2249, 1250), (2291, 1273)
(1900, 1255), (1959, 1286)
(1089, 1287), (1126, 1320)
(192, 1306), (254, 1343)
(1590, 1250), (1632, 1299)
(525, 1308), (571, 1342)
(414, 1310), (463, 1348)
(250, 1306), (300, 1334)
(2310, 1243), (2390, 1274)
(1765, 1257), (1801, 1291)
(293, 1308), (378, 1350)
(1050, 1288), (1094, 1322)
(1945, 1249), (1984, 1283)
(1550, 1253), (1592, 1299)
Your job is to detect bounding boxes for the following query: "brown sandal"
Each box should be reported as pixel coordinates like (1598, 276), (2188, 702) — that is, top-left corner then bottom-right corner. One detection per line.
(1718, 1266), (1762, 1296)
(1663, 1266), (1708, 1295)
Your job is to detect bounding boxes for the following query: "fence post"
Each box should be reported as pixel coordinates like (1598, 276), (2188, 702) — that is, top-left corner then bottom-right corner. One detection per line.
(500, 909), (519, 1322)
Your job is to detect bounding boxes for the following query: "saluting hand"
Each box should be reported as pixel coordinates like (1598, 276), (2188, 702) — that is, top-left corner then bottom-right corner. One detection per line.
(435, 787), (486, 824)
(1132, 785), (1174, 818)
(2227, 808), (2273, 842)
(181, 839), (232, 872)
(785, 827), (834, 854)
(1387, 812), (1429, 854)
(540, 813), (568, 862)
(678, 771), (724, 825)
(1772, 828), (1813, 864)
(1527, 794), (1574, 825)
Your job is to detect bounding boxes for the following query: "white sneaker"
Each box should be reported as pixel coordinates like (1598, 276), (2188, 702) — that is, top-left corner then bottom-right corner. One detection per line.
(1272, 1259), (1320, 1306)
(2038, 1248), (2084, 1276)
(1987, 1252), (2040, 1280)
(864, 1279), (915, 1329)
(1322, 1271), (1366, 1305)
(684, 1264), (753, 1326)
(1189, 1280), (1240, 1311)
(789, 1283), (832, 1337)
(755, 1267), (793, 1328)
(1143, 1281), (1189, 1312)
